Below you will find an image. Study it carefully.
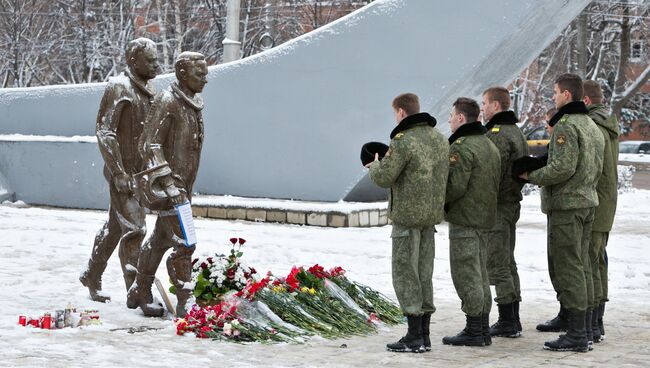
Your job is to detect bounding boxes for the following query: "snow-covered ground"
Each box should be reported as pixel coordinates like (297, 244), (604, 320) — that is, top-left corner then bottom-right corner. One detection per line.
(1, 191), (649, 367)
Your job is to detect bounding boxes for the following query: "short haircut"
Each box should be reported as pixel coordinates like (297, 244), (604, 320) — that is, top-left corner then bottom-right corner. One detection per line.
(583, 80), (604, 104)
(175, 51), (206, 78)
(125, 38), (156, 66)
(453, 97), (480, 122)
(555, 73), (583, 101)
(482, 86), (511, 110)
(392, 93), (420, 116)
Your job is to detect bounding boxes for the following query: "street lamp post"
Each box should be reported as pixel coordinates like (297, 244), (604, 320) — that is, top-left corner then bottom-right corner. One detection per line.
(223, 0), (242, 63)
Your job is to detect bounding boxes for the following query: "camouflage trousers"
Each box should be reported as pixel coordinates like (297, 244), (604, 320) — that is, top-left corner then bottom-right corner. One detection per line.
(547, 208), (594, 312)
(449, 223), (492, 317)
(486, 202), (521, 305)
(390, 224), (436, 316)
(590, 231), (610, 305)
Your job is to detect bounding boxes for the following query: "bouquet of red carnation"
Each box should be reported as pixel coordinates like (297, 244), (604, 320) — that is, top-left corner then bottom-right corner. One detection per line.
(175, 295), (305, 342)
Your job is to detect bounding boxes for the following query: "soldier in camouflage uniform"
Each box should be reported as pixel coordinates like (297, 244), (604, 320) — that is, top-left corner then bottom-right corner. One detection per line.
(442, 97), (500, 347)
(481, 87), (529, 338)
(584, 80), (619, 343)
(521, 74), (604, 352)
(368, 93), (448, 353)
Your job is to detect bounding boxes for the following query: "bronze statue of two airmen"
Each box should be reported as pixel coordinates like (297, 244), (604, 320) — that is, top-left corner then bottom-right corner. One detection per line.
(81, 38), (208, 318)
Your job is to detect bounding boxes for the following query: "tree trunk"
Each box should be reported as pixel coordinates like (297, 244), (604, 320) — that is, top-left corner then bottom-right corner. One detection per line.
(611, 0), (631, 119)
(612, 65), (650, 118)
(576, 12), (588, 77)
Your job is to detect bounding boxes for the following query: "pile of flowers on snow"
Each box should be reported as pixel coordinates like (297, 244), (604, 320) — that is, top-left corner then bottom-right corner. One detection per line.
(173, 237), (403, 342)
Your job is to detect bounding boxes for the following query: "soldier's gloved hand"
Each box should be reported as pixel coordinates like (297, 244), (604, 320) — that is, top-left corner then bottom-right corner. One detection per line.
(114, 173), (133, 194)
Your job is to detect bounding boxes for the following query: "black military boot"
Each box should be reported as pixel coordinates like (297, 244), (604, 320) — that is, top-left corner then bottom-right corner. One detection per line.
(482, 313), (492, 346)
(585, 308), (594, 350)
(489, 303), (520, 337)
(591, 308), (602, 343)
(421, 313), (432, 351)
(598, 303), (606, 341)
(442, 315), (485, 347)
(536, 305), (569, 332)
(514, 301), (522, 333)
(386, 315), (425, 353)
(543, 310), (589, 352)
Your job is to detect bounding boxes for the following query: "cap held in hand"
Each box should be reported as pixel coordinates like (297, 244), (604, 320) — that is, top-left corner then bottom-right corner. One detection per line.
(511, 155), (547, 183)
(360, 142), (389, 166)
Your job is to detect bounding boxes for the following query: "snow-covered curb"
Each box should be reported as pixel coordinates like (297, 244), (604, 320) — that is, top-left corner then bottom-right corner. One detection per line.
(0, 134), (96, 143)
(192, 194), (387, 214)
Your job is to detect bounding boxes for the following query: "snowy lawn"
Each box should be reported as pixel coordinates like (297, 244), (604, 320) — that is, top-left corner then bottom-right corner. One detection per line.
(1, 191), (649, 367)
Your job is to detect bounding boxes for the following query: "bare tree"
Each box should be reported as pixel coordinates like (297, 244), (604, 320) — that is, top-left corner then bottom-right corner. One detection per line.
(513, 0), (649, 135)
(0, 0), (371, 86)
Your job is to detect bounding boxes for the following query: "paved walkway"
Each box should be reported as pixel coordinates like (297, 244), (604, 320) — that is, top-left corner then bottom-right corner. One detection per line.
(299, 300), (650, 368)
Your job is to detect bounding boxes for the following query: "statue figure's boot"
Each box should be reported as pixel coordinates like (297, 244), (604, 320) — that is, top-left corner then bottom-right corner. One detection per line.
(79, 258), (111, 303)
(119, 229), (145, 291)
(167, 246), (195, 318)
(127, 272), (164, 317)
(80, 221), (120, 303)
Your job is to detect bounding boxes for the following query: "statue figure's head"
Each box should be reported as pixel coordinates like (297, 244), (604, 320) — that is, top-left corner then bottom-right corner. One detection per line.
(126, 38), (159, 81)
(175, 52), (208, 94)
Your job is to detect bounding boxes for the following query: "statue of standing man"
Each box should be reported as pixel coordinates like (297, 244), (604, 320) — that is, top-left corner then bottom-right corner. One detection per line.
(80, 38), (159, 302)
(127, 52), (208, 318)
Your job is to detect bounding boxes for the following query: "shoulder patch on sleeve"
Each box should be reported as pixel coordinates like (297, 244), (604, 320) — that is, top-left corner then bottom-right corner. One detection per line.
(556, 133), (567, 145)
(449, 152), (460, 164)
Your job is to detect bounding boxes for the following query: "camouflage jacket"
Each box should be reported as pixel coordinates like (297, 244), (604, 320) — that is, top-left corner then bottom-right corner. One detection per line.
(96, 70), (156, 179)
(369, 113), (449, 228)
(485, 111), (529, 203)
(589, 104), (619, 232)
(528, 102), (605, 213)
(445, 122), (500, 229)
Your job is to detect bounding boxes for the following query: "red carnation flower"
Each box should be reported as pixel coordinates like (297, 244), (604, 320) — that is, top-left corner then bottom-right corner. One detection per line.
(227, 268), (236, 279)
(328, 266), (346, 277)
(191, 258), (199, 266)
(175, 319), (188, 335)
(308, 264), (328, 279)
(238, 238), (246, 245)
(207, 257), (214, 264)
(200, 262), (208, 269)
(229, 237), (238, 244)
(285, 266), (301, 291)
(250, 267), (257, 274)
